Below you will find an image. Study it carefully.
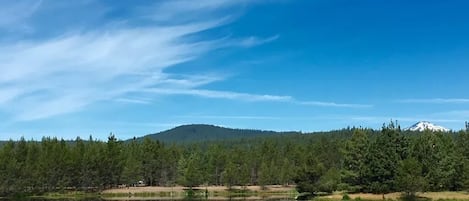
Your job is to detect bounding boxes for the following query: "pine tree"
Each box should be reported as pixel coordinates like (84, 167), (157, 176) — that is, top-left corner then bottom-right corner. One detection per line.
(364, 122), (407, 194)
(342, 129), (369, 191)
(294, 155), (326, 195)
(177, 152), (203, 189)
(396, 157), (426, 198)
(411, 130), (460, 191)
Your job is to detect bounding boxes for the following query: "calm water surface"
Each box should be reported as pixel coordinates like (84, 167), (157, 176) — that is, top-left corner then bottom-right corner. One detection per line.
(2, 197), (295, 201)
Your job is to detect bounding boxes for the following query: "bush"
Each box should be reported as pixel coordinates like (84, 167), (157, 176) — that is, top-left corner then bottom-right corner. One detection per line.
(337, 183), (361, 193)
(342, 193), (351, 200)
(337, 183), (350, 191)
(400, 194), (431, 201)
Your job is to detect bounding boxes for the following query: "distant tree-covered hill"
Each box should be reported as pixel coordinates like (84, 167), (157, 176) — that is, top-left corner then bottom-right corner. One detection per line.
(131, 124), (301, 143)
(1, 122), (468, 196)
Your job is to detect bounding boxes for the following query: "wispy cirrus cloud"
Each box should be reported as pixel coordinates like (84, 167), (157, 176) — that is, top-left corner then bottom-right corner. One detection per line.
(297, 100), (372, 108)
(0, 0), (42, 32)
(398, 98), (469, 104)
(177, 115), (283, 120)
(141, 88), (372, 108)
(343, 116), (462, 124)
(141, 88), (293, 102)
(0, 1), (280, 121)
(0, 0), (369, 123)
(432, 110), (469, 118)
(146, 0), (254, 23)
(176, 115), (460, 123)
(115, 98), (151, 105)
(236, 35), (280, 47)
(0, 23), (222, 121)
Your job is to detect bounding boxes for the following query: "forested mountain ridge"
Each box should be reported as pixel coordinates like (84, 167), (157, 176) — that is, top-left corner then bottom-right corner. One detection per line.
(131, 124), (302, 143)
(0, 122), (468, 197)
(0, 122), (454, 146)
(130, 122), (450, 144)
(0, 124), (299, 146)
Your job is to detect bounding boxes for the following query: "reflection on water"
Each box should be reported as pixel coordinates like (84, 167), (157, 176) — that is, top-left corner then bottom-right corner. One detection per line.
(1, 197), (295, 201)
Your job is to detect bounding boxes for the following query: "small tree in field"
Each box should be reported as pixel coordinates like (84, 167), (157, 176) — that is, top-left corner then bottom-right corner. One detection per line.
(396, 158), (427, 200)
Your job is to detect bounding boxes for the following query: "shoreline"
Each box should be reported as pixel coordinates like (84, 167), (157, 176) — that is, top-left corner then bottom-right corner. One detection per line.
(101, 185), (296, 194)
(323, 191), (469, 200)
(101, 185), (297, 200)
(9, 187), (469, 200)
(101, 186), (469, 201)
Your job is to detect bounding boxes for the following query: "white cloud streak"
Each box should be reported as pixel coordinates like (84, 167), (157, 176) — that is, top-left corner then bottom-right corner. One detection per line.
(115, 98), (151, 105)
(147, 0), (252, 23)
(141, 88), (372, 108)
(177, 115), (283, 120)
(141, 88), (293, 102)
(297, 100), (373, 108)
(398, 98), (469, 104)
(0, 1), (279, 121)
(0, 22), (224, 121)
(433, 110), (469, 118)
(0, 0), (42, 31)
(344, 116), (462, 123)
(236, 35), (280, 47)
(0, 1), (368, 122)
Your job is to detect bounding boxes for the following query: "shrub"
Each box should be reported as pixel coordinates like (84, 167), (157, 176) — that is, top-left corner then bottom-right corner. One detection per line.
(342, 193), (351, 200)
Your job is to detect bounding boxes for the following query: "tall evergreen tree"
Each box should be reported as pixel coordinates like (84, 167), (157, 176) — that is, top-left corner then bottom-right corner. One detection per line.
(364, 122), (407, 194)
(342, 129), (369, 191)
(411, 131), (460, 191)
(396, 157), (427, 197)
(178, 152), (204, 188)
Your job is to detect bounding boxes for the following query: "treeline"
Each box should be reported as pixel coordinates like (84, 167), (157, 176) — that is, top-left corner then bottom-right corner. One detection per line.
(0, 122), (469, 196)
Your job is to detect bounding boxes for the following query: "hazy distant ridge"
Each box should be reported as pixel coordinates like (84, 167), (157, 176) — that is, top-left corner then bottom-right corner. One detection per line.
(132, 124), (301, 143)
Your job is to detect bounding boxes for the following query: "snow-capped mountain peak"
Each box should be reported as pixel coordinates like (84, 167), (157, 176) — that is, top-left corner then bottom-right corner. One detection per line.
(406, 121), (450, 132)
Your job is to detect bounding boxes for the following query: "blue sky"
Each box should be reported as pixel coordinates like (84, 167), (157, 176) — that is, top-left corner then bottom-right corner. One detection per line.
(1, 0), (469, 140)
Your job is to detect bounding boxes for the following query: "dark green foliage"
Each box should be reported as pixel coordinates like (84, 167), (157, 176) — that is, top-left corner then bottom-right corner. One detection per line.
(132, 124), (301, 143)
(102, 134), (124, 187)
(342, 129), (369, 191)
(295, 156), (326, 195)
(410, 131), (461, 191)
(396, 158), (427, 196)
(363, 122), (407, 194)
(456, 129), (469, 189)
(0, 123), (467, 196)
(318, 167), (341, 193)
(178, 151), (204, 188)
(342, 193), (351, 200)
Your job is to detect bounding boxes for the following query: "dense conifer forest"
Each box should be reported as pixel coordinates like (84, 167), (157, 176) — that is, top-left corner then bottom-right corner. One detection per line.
(133, 124), (302, 143)
(1, 122), (469, 197)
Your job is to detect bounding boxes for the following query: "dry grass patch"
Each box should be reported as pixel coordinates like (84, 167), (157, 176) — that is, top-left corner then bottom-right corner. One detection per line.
(323, 192), (402, 200)
(321, 191), (469, 201)
(418, 192), (469, 200)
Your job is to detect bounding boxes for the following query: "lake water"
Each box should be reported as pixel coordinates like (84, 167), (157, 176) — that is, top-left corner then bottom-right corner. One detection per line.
(1, 197), (295, 201)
